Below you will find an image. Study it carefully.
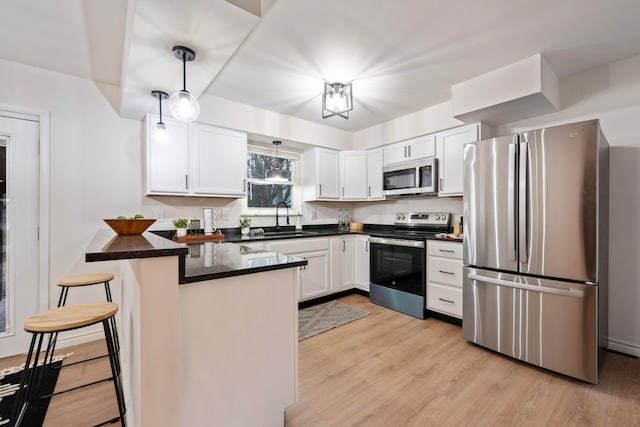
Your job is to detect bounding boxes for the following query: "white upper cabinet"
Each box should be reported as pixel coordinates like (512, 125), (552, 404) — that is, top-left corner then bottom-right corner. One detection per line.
(303, 147), (340, 200)
(383, 134), (435, 165)
(146, 115), (190, 194)
(366, 148), (384, 200)
(340, 151), (368, 199)
(190, 123), (247, 196)
(435, 124), (479, 197)
(145, 114), (247, 197)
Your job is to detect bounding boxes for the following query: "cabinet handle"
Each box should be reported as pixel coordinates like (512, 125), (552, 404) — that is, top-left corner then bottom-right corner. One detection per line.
(342, 240), (346, 251)
(342, 187), (345, 197)
(185, 174), (188, 190)
(366, 241), (369, 252)
(407, 145), (411, 158)
(368, 186), (371, 197)
(440, 178), (444, 190)
(319, 184), (322, 196)
(439, 270), (455, 275)
(404, 146), (407, 158)
(439, 249), (455, 253)
(438, 297), (455, 304)
(243, 179), (246, 192)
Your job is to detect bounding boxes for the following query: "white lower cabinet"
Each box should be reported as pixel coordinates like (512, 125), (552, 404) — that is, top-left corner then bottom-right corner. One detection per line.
(298, 251), (330, 301)
(266, 238), (331, 302)
(426, 240), (463, 318)
(354, 235), (370, 291)
(330, 236), (356, 292)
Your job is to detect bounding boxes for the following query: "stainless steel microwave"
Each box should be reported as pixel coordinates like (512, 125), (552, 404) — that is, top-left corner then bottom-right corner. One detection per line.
(382, 158), (438, 196)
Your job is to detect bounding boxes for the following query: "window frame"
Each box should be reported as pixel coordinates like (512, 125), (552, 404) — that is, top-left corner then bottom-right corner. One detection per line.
(242, 144), (301, 216)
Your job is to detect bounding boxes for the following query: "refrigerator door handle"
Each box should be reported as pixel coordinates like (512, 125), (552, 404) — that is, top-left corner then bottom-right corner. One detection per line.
(508, 142), (517, 261)
(519, 142), (528, 264)
(467, 273), (585, 298)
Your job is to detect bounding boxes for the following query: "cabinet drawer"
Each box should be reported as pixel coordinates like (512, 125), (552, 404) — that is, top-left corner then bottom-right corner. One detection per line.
(428, 240), (462, 259)
(427, 283), (462, 318)
(267, 237), (329, 254)
(427, 257), (463, 287)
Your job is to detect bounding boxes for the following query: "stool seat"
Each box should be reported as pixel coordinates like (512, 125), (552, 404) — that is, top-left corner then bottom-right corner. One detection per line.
(56, 272), (115, 287)
(24, 301), (118, 333)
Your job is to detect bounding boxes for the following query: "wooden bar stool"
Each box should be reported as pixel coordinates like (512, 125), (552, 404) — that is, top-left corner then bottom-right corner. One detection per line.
(48, 273), (119, 365)
(11, 302), (126, 426)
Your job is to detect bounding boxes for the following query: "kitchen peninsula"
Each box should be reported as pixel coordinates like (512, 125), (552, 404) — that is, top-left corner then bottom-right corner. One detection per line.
(85, 230), (307, 427)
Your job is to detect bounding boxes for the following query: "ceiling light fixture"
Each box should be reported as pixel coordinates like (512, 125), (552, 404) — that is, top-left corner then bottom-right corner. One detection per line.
(322, 81), (353, 119)
(151, 90), (169, 143)
(168, 45), (200, 122)
(265, 140), (289, 182)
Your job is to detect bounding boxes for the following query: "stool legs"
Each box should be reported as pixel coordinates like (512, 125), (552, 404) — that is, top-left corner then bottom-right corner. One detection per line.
(11, 314), (126, 426)
(103, 319), (126, 425)
(10, 333), (45, 426)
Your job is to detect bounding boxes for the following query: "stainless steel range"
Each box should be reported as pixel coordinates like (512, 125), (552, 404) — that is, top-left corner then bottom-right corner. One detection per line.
(369, 212), (450, 319)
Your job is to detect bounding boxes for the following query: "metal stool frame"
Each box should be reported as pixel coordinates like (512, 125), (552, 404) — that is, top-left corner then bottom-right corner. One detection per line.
(10, 312), (126, 426)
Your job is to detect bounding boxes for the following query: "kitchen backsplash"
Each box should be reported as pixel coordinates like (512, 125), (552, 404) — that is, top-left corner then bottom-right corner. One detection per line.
(142, 195), (463, 230)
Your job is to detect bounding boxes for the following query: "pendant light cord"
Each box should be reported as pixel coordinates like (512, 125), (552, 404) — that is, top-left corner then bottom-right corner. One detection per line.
(158, 95), (164, 124)
(182, 54), (187, 92)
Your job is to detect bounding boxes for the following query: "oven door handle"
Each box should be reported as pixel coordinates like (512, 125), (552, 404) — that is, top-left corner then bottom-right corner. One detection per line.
(369, 237), (425, 248)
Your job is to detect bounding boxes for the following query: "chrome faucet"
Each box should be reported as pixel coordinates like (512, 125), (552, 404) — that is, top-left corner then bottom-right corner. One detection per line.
(275, 201), (290, 231)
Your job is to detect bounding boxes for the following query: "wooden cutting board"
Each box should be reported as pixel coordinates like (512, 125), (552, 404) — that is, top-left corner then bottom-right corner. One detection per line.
(173, 233), (225, 243)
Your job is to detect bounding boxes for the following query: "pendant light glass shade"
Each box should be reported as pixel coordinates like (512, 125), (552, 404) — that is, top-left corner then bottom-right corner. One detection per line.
(151, 90), (169, 143)
(169, 46), (200, 122)
(169, 90), (200, 122)
(265, 140), (290, 181)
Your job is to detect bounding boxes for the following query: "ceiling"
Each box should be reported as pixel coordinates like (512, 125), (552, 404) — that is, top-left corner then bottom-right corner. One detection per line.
(3, 0), (640, 132)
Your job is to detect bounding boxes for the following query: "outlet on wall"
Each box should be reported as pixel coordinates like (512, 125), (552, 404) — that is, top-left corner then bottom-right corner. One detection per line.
(221, 208), (230, 220)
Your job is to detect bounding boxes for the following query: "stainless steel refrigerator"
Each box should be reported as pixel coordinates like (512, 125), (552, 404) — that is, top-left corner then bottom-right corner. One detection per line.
(462, 120), (609, 384)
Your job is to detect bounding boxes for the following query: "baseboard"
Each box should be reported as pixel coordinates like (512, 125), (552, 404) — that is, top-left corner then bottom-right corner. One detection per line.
(608, 338), (640, 357)
(299, 288), (368, 309)
(55, 328), (105, 349)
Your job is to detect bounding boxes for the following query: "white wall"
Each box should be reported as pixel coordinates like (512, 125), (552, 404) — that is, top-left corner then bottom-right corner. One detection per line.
(352, 100), (463, 150)
(0, 58), (141, 317)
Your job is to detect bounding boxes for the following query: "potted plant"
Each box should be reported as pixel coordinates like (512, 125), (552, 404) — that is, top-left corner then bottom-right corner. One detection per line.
(239, 215), (252, 235)
(173, 218), (189, 237)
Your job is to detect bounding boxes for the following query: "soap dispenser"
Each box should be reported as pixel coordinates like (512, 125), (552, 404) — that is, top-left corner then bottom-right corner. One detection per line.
(295, 211), (303, 231)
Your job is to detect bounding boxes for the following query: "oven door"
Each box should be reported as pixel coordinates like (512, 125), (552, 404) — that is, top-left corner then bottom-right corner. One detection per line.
(369, 237), (425, 296)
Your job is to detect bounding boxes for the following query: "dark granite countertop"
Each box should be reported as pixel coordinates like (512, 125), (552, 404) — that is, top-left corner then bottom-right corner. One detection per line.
(85, 229), (188, 262)
(179, 242), (307, 284)
(85, 229), (308, 284)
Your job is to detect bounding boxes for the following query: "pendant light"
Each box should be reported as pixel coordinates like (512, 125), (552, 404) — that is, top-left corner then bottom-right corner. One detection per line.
(151, 90), (169, 143)
(322, 81), (353, 119)
(168, 45), (200, 122)
(265, 140), (289, 181)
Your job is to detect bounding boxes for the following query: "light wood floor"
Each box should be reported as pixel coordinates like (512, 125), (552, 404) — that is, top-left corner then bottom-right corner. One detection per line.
(2, 294), (638, 426)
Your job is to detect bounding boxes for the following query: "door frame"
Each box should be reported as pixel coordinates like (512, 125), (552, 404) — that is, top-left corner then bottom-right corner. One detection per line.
(0, 104), (50, 318)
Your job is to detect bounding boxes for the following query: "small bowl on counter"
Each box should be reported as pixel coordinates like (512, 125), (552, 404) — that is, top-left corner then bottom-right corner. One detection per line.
(104, 218), (156, 235)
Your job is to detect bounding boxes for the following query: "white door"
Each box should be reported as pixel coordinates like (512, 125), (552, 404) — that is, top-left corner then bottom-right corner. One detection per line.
(366, 148), (384, 199)
(145, 114), (190, 194)
(436, 124), (478, 197)
(0, 113), (40, 357)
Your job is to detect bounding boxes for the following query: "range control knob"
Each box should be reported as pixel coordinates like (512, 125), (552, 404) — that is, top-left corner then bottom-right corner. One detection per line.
(435, 215), (441, 220)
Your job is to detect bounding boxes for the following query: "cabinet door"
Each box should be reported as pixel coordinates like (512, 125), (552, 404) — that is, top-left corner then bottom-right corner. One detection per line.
(355, 236), (370, 291)
(339, 237), (355, 290)
(407, 134), (435, 159)
(436, 124), (478, 196)
(146, 114), (190, 194)
(190, 123), (247, 196)
(383, 141), (408, 165)
(366, 148), (384, 199)
(340, 151), (367, 199)
(299, 251), (330, 301)
(317, 149), (340, 199)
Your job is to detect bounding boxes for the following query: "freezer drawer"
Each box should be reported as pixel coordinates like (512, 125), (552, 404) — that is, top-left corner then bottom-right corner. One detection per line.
(462, 267), (599, 384)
